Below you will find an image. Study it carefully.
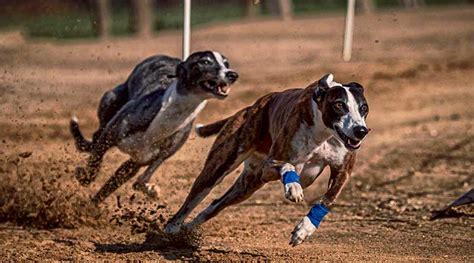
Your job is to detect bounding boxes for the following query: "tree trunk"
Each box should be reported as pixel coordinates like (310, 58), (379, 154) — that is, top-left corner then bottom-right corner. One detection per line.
(278, 0), (292, 21)
(356, 0), (375, 14)
(415, 0), (426, 7)
(89, 0), (110, 38)
(129, 0), (153, 38)
(263, 0), (279, 15)
(400, 0), (425, 8)
(243, 0), (259, 18)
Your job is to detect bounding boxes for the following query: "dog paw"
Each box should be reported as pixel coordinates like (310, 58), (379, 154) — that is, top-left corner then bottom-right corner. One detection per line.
(74, 167), (91, 186)
(133, 182), (160, 199)
(284, 182), (304, 203)
(289, 216), (316, 247)
(164, 222), (182, 234)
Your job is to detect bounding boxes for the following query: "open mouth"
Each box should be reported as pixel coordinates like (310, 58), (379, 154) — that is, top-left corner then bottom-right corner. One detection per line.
(199, 80), (230, 98)
(334, 125), (362, 151)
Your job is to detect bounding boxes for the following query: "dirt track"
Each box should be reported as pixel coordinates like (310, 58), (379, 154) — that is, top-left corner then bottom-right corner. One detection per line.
(0, 7), (473, 261)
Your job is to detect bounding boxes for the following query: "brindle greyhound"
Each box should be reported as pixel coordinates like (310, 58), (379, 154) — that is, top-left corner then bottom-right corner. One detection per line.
(165, 74), (370, 246)
(70, 51), (238, 204)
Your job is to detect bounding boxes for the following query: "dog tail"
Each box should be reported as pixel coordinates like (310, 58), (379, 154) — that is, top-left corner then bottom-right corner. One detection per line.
(70, 116), (93, 152)
(195, 117), (229, 138)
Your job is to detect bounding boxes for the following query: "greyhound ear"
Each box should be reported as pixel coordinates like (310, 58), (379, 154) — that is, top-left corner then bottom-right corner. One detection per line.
(319, 73), (334, 89)
(312, 74), (332, 103)
(312, 87), (327, 104)
(346, 82), (364, 92)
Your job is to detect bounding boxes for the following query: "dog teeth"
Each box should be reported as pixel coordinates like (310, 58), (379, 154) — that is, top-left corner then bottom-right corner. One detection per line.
(215, 85), (229, 96)
(219, 86), (229, 95)
(347, 138), (361, 148)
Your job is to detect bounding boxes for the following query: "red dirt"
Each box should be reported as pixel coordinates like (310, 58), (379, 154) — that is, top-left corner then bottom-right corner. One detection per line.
(0, 7), (473, 261)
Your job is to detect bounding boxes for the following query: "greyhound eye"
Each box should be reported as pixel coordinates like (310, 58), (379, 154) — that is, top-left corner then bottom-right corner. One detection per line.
(360, 105), (369, 117)
(333, 102), (346, 111)
(200, 60), (211, 65)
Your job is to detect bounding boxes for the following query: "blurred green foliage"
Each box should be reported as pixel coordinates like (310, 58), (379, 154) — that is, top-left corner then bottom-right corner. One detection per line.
(155, 2), (244, 31)
(0, 0), (470, 40)
(26, 14), (96, 39)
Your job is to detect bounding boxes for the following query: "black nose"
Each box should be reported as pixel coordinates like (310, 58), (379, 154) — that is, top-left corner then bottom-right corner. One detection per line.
(353, 126), (369, 139)
(226, 71), (239, 82)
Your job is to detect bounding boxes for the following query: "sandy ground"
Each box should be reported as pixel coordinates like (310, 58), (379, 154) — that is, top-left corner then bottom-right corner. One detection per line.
(0, 6), (473, 261)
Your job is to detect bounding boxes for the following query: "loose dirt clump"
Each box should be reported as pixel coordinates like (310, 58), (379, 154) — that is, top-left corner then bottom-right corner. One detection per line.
(0, 152), (107, 229)
(110, 200), (203, 249)
(145, 227), (203, 250)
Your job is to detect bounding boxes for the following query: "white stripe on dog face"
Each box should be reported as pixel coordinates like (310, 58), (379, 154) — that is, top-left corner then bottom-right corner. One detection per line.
(212, 51), (226, 68)
(342, 86), (366, 129)
(212, 51), (229, 79)
(331, 85), (367, 140)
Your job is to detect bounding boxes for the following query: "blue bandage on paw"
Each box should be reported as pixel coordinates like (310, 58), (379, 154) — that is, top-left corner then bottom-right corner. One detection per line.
(307, 203), (329, 228)
(282, 170), (300, 185)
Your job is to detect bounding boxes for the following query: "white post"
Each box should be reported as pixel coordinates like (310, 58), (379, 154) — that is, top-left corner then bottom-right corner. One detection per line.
(342, 0), (355, 62)
(183, 0), (191, 60)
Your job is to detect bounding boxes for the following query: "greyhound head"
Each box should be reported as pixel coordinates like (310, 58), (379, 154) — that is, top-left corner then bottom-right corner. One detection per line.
(312, 74), (370, 151)
(176, 51), (239, 99)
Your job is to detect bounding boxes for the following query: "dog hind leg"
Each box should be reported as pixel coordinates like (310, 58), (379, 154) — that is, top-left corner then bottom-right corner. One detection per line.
(186, 156), (265, 229)
(69, 84), (129, 154)
(74, 133), (115, 186)
(165, 109), (260, 233)
(97, 84), (129, 129)
(165, 140), (252, 233)
(91, 159), (141, 204)
(91, 84), (130, 145)
(165, 151), (249, 233)
(69, 117), (94, 152)
(74, 150), (105, 186)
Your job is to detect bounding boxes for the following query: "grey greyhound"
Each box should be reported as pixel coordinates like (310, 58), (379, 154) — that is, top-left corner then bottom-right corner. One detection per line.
(70, 51), (238, 204)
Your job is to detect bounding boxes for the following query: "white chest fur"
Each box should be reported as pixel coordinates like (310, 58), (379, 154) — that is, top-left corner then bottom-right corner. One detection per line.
(145, 82), (207, 142)
(311, 138), (348, 167)
(290, 99), (332, 164)
(118, 81), (207, 163)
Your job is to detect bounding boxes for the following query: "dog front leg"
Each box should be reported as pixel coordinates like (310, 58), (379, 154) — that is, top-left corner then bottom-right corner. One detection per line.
(289, 153), (356, 246)
(133, 157), (165, 199)
(263, 160), (304, 203)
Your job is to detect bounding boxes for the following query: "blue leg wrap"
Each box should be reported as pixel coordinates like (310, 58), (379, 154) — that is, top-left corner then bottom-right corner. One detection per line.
(307, 203), (329, 228)
(282, 170), (300, 185)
